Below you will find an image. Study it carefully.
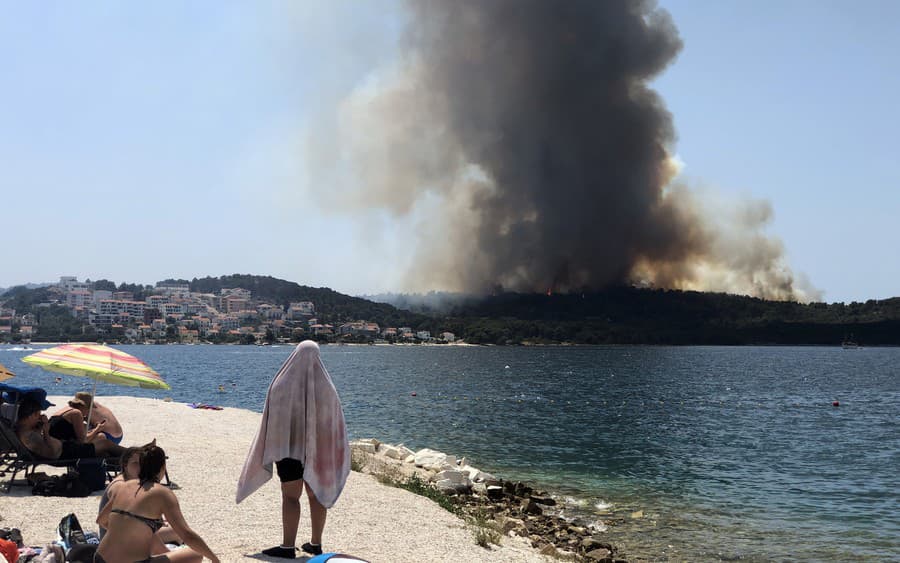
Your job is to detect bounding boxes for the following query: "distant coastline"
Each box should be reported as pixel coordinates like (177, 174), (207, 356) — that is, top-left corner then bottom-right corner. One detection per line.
(4, 274), (900, 347)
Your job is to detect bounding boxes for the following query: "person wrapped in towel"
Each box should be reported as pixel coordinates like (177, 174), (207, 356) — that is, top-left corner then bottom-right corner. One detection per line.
(236, 340), (350, 559)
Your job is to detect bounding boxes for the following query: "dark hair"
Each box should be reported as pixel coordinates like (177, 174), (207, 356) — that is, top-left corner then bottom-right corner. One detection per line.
(138, 445), (166, 483)
(16, 396), (42, 423)
(119, 446), (142, 469)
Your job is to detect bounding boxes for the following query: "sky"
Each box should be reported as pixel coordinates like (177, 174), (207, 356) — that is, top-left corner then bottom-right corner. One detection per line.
(1, 0), (898, 303)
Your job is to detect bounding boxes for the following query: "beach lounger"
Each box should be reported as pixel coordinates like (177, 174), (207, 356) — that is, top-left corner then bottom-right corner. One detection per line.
(0, 403), (120, 493)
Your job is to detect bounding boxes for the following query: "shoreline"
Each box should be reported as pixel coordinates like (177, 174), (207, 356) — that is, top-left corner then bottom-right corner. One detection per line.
(349, 438), (625, 562)
(3, 396), (559, 562)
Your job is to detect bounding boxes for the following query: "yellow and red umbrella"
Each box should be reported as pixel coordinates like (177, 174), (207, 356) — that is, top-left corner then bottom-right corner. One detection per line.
(0, 361), (14, 382)
(21, 344), (169, 424)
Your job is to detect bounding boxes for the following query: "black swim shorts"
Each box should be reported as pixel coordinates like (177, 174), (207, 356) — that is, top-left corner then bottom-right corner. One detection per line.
(60, 441), (96, 459)
(275, 458), (304, 482)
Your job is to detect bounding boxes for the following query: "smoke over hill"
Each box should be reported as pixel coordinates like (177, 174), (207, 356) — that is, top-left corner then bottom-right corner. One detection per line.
(303, 0), (818, 301)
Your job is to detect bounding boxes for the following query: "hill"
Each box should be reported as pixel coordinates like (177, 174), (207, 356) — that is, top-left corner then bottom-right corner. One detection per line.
(437, 287), (900, 345)
(3, 275), (900, 345)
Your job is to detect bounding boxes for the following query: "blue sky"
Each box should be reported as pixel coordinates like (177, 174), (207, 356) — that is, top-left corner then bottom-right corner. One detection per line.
(1, 1), (897, 303)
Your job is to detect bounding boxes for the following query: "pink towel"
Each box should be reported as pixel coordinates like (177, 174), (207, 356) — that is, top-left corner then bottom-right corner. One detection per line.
(235, 340), (350, 508)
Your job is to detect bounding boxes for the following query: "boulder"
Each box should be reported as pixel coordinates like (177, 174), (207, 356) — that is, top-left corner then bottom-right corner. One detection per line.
(460, 464), (497, 483)
(435, 469), (469, 485)
(582, 537), (613, 551)
(585, 548), (612, 561)
(521, 498), (543, 515)
(434, 478), (469, 495)
(486, 485), (504, 500)
(498, 517), (525, 535)
(350, 439), (379, 454)
(378, 444), (405, 460)
(539, 544), (557, 556)
(414, 448), (456, 471)
(530, 495), (557, 506)
(514, 482), (533, 497)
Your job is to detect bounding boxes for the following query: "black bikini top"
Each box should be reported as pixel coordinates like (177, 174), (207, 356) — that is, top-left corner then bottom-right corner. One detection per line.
(110, 509), (165, 533)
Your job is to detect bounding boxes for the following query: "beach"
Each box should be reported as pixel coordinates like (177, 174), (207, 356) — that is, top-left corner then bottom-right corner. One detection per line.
(2, 396), (553, 562)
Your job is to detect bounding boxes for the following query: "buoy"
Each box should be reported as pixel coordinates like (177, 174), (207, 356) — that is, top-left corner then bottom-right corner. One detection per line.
(504, 365), (510, 369)
(411, 392), (417, 396)
(832, 401), (840, 407)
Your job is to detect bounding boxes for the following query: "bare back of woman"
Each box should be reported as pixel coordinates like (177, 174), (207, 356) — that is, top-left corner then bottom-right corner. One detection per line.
(96, 446), (218, 563)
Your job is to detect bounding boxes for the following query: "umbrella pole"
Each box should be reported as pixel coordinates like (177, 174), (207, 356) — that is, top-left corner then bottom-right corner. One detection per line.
(85, 377), (99, 429)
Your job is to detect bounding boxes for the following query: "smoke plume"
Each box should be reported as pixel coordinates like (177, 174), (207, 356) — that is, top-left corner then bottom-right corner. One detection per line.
(304, 0), (818, 301)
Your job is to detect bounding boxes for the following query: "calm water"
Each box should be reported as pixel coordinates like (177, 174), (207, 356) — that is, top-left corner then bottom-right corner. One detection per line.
(3, 344), (898, 561)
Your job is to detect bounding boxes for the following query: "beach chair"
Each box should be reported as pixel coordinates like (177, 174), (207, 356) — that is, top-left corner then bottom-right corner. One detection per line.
(0, 403), (120, 493)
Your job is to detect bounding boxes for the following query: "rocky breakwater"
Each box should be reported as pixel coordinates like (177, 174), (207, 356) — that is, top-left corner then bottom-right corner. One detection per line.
(350, 438), (625, 562)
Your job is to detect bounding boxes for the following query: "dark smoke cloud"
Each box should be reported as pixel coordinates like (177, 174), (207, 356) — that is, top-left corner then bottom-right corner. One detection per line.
(303, 0), (818, 301)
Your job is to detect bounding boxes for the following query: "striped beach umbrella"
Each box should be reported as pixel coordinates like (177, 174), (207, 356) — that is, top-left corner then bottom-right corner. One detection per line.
(21, 344), (169, 425)
(22, 344), (169, 390)
(0, 361), (14, 382)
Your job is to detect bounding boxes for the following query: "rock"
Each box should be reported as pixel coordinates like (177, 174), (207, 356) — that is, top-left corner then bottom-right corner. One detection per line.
(582, 537), (614, 551)
(530, 495), (557, 506)
(514, 482), (533, 497)
(403, 454), (415, 464)
(379, 444), (405, 459)
(434, 479), (460, 495)
(434, 469), (469, 485)
(499, 517), (525, 535)
(585, 548), (612, 561)
(350, 439), (379, 454)
(486, 485), (504, 500)
(521, 498), (543, 515)
(414, 448), (456, 471)
(539, 544), (557, 556)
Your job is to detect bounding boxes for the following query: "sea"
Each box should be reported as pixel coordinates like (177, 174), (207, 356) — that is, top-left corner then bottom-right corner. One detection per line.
(3, 344), (898, 561)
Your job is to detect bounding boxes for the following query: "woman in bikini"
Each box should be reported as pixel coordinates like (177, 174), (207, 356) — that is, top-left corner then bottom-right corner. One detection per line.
(47, 397), (123, 457)
(96, 445), (219, 563)
(98, 445), (182, 551)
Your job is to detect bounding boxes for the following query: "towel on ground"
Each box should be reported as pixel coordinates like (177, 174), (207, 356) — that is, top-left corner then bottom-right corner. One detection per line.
(235, 340), (350, 507)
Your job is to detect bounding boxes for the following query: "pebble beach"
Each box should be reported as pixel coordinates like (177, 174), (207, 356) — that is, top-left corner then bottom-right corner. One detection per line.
(2, 396), (553, 562)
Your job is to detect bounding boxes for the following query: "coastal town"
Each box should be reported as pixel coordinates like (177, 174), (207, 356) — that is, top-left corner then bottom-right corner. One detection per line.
(0, 277), (456, 345)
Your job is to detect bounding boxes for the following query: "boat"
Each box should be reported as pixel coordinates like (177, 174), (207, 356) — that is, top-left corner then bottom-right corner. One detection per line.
(841, 334), (860, 349)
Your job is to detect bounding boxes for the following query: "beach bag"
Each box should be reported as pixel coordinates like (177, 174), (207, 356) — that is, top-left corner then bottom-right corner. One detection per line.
(57, 513), (87, 552)
(75, 459), (107, 492)
(32, 474), (90, 498)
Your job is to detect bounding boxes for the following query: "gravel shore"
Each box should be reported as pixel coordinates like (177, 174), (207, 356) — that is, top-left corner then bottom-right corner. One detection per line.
(1, 396), (552, 562)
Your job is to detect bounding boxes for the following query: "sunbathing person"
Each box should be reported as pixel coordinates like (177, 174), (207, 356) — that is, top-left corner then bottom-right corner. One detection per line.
(99, 445), (182, 552)
(14, 396), (124, 460)
(97, 444), (219, 563)
(48, 395), (120, 447)
(73, 391), (124, 444)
